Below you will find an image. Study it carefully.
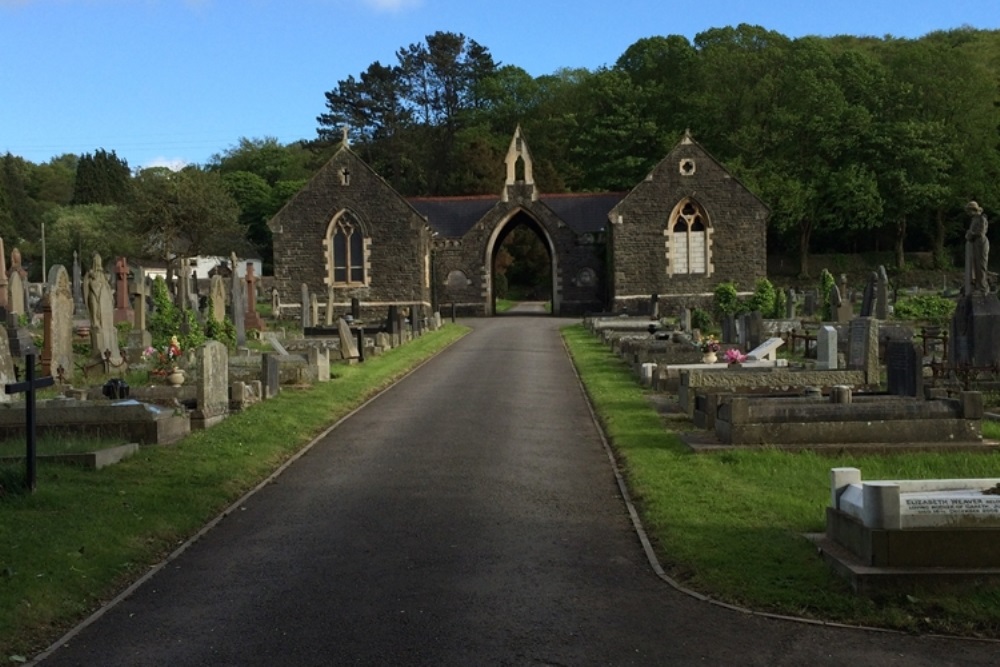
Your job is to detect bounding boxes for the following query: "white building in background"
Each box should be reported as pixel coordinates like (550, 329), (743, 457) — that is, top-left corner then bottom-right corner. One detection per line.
(142, 256), (263, 281)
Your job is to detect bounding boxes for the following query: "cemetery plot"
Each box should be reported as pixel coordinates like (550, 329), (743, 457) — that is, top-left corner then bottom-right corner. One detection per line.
(709, 391), (986, 451)
(813, 467), (1000, 593)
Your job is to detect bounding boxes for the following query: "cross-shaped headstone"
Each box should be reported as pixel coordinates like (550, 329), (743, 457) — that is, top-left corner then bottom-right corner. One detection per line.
(5, 353), (54, 492)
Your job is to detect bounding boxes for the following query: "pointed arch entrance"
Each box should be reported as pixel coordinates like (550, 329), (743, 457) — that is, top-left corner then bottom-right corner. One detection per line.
(485, 209), (557, 316)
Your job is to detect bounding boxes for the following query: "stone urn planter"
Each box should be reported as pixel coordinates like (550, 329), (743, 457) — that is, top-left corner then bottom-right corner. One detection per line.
(166, 368), (186, 387)
(702, 351), (718, 364)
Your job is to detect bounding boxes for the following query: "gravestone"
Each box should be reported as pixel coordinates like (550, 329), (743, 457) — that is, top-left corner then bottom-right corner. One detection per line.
(308, 346), (330, 382)
(950, 293), (1000, 367)
(337, 317), (360, 361)
(310, 294), (320, 327)
(746, 337), (783, 362)
(386, 305), (399, 335)
(128, 270), (152, 353)
(0, 237), (9, 314)
(326, 286), (335, 326)
(262, 353), (280, 398)
(0, 325), (15, 404)
(876, 265), (890, 320)
(847, 317), (879, 385)
(230, 253), (246, 345)
(680, 307), (691, 332)
(785, 288), (796, 319)
(803, 291), (817, 317)
(300, 283), (311, 329)
(886, 340), (922, 397)
(832, 279), (852, 323)
(8, 270), (24, 316)
(243, 262), (265, 331)
(271, 287), (281, 319)
(113, 256), (134, 325)
(192, 340), (229, 429)
(209, 274), (226, 323)
(721, 315), (737, 345)
(817, 325), (838, 370)
(351, 297), (361, 321)
(83, 253), (121, 364)
(8, 247), (27, 317)
(71, 251), (85, 317)
(375, 331), (392, 352)
(177, 259), (191, 312)
(44, 265), (74, 377)
(860, 271), (877, 317)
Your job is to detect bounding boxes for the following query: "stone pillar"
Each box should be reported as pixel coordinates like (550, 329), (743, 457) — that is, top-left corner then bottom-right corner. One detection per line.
(243, 262), (265, 332)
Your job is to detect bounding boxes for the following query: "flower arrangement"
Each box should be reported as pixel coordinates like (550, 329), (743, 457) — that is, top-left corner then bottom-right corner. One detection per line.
(724, 348), (748, 365)
(699, 334), (721, 354)
(142, 335), (183, 374)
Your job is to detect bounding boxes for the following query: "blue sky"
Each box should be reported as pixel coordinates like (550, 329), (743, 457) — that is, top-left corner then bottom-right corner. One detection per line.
(1, 0), (997, 170)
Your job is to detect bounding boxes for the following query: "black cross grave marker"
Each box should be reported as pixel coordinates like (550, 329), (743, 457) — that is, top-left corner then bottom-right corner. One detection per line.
(5, 353), (55, 492)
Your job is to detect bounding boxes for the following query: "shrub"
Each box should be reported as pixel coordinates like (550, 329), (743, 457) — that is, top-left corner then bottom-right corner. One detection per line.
(893, 294), (956, 326)
(713, 281), (741, 317)
(771, 287), (787, 319)
(747, 278), (776, 317)
(819, 269), (836, 321)
(691, 307), (713, 332)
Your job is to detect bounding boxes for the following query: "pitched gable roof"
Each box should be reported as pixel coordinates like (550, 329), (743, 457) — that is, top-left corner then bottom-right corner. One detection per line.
(409, 192), (626, 238)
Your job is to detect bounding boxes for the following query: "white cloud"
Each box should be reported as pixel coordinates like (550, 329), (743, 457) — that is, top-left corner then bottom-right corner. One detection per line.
(143, 157), (188, 171)
(362, 0), (421, 12)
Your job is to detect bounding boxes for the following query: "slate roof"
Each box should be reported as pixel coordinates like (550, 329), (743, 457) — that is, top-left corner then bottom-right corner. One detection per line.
(408, 192), (626, 239)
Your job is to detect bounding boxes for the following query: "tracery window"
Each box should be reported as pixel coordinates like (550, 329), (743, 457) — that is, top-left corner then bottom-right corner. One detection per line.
(668, 200), (710, 276)
(329, 212), (367, 286)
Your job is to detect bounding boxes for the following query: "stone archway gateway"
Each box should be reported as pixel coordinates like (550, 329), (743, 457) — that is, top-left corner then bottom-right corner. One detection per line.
(485, 210), (557, 316)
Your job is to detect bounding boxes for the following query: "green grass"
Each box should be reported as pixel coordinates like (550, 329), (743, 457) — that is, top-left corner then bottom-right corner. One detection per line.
(0, 434), (125, 458)
(561, 323), (1000, 637)
(0, 324), (468, 659)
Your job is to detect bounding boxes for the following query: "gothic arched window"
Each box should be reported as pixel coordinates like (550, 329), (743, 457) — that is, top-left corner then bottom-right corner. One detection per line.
(328, 212), (368, 286)
(667, 200), (711, 276)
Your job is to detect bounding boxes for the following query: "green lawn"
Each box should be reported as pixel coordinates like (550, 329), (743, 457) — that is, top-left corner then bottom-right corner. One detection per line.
(0, 324), (468, 660)
(561, 323), (1000, 638)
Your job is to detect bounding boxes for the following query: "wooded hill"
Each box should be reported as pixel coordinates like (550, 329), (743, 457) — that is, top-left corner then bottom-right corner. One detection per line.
(3, 25), (999, 278)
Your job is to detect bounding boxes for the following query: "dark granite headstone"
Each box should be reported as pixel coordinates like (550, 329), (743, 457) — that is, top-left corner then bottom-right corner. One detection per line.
(785, 288), (796, 319)
(950, 293), (1000, 367)
(860, 272), (877, 317)
(262, 353), (281, 398)
(721, 315), (737, 344)
(886, 340), (922, 397)
(351, 297), (360, 321)
(386, 305), (399, 335)
(747, 310), (764, 351)
(803, 292), (816, 317)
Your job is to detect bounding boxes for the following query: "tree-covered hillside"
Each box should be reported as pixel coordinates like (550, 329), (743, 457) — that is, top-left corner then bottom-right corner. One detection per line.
(3, 25), (999, 277)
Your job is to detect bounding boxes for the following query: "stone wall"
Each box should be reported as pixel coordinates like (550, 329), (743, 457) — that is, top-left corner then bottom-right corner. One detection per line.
(433, 184), (605, 316)
(608, 136), (769, 314)
(269, 145), (432, 322)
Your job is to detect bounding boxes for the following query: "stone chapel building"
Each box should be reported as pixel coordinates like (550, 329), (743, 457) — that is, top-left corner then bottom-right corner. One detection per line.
(268, 128), (769, 319)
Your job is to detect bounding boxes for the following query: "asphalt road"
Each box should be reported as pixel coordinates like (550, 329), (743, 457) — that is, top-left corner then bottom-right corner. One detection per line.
(38, 317), (1000, 666)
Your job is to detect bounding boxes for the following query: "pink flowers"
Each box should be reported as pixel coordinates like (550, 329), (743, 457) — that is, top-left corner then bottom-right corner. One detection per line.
(142, 335), (183, 373)
(724, 348), (748, 364)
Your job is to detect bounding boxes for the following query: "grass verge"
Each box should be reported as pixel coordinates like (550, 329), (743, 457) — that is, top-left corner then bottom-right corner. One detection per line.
(562, 323), (1000, 638)
(0, 324), (468, 659)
